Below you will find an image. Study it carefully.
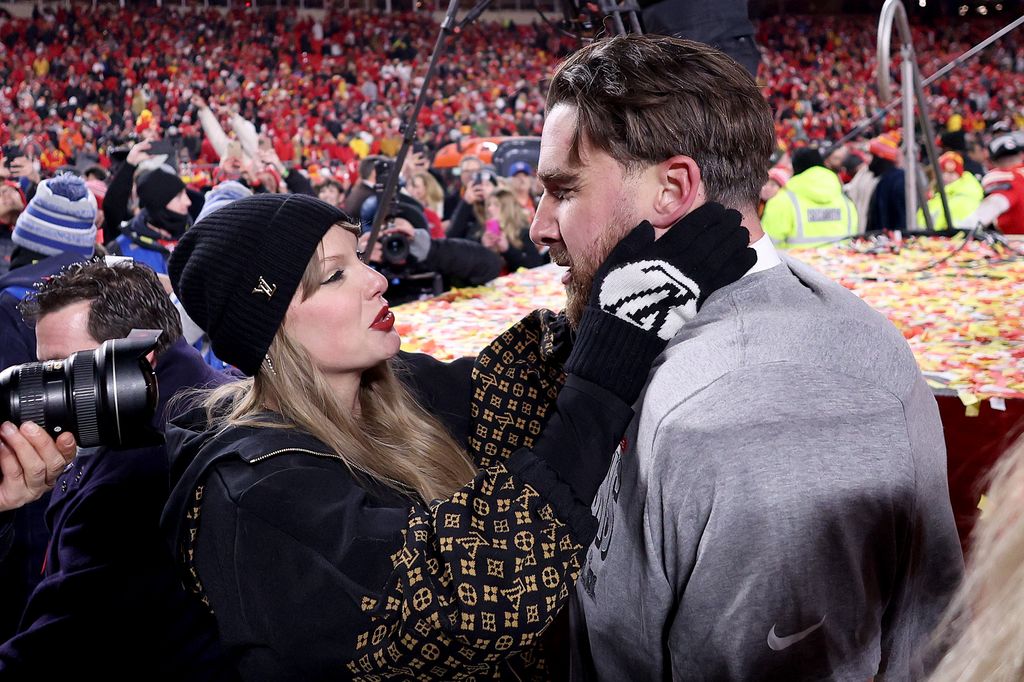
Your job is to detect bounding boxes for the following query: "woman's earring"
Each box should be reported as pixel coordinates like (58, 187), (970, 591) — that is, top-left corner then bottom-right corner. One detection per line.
(263, 354), (277, 376)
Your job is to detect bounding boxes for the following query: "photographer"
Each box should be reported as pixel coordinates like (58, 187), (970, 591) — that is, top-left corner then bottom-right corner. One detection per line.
(0, 174), (99, 639)
(0, 259), (236, 678)
(360, 160), (502, 303)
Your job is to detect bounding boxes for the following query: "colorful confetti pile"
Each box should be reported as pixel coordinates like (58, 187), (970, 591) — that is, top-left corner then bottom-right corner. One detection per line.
(790, 236), (1024, 409)
(396, 237), (1024, 407)
(394, 264), (567, 360)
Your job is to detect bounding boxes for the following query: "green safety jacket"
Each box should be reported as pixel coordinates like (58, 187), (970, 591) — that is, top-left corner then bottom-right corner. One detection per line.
(916, 172), (984, 229)
(763, 166), (858, 248)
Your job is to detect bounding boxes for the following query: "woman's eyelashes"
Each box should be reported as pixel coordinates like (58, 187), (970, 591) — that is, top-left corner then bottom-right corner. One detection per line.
(321, 269), (345, 286)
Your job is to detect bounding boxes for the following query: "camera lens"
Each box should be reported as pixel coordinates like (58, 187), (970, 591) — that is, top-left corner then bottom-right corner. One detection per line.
(0, 335), (160, 448)
(380, 233), (410, 265)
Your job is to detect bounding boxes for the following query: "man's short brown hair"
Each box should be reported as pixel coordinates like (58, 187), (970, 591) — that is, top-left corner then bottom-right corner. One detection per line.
(19, 258), (182, 356)
(546, 35), (774, 210)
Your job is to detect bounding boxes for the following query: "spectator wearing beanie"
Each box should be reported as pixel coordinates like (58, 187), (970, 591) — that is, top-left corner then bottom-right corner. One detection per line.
(917, 152), (984, 230)
(107, 166), (192, 275)
(195, 180), (253, 224)
(8, 174), (97, 270)
(762, 147), (858, 248)
(758, 166), (790, 218)
(865, 131), (907, 233)
(0, 173), (98, 635)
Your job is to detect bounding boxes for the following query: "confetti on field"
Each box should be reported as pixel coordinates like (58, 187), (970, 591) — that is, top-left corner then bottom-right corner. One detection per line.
(394, 265), (566, 361)
(790, 236), (1024, 401)
(396, 237), (1024, 401)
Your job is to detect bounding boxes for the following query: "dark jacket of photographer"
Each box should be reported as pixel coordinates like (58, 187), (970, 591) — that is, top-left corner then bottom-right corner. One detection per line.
(0, 250), (88, 641)
(0, 339), (239, 680)
(407, 226), (503, 288)
(159, 332), (633, 681)
(367, 195), (502, 290)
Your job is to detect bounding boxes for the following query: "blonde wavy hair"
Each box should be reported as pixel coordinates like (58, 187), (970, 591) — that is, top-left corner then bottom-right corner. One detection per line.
(929, 434), (1024, 682)
(196, 224), (477, 503)
(487, 188), (529, 249)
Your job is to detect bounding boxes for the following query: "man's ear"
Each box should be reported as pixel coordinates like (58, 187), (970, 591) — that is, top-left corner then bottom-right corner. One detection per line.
(146, 350), (157, 370)
(649, 155), (705, 233)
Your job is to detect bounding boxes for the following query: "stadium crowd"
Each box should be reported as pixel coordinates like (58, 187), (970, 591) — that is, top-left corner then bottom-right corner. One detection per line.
(0, 5), (1023, 679)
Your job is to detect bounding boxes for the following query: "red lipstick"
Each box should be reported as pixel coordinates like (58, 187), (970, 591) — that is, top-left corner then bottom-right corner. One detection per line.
(370, 305), (395, 331)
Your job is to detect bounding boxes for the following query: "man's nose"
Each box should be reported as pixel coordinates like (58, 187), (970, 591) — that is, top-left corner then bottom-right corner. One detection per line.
(530, 194), (559, 246)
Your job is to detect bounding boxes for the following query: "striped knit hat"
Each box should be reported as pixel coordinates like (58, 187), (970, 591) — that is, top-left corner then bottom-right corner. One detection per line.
(169, 193), (350, 376)
(12, 174), (97, 257)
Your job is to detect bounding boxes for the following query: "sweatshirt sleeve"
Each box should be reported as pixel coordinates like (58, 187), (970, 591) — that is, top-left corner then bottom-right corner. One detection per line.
(197, 107), (229, 160)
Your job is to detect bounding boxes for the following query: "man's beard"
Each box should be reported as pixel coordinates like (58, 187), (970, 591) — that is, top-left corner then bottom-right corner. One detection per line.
(552, 206), (638, 329)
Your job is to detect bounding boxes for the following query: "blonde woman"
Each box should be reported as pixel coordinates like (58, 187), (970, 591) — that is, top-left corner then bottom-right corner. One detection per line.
(406, 171), (445, 238)
(162, 193), (754, 679)
(482, 188), (546, 272)
(930, 434), (1024, 682)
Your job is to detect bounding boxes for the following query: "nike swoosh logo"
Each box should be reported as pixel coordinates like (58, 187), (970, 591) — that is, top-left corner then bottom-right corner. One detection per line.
(767, 615), (826, 651)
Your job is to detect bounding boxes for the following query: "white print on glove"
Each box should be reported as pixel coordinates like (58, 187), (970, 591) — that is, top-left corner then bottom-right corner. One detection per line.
(598, 260), (700, 340)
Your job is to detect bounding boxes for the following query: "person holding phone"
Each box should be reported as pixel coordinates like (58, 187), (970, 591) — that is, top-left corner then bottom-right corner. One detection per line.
(481, 187), (546, 273)
(0, 146), (41, 202)
(446, 167), (498, 241)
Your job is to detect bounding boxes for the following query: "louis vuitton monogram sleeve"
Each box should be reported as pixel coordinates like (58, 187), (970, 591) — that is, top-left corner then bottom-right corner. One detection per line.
(184, 312), (634, 680)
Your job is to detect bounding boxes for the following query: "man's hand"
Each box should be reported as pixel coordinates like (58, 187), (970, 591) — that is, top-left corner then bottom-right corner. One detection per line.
(126, 139), (154, 167)
(190, 93), (209, 110)
(0, 421), (77, 512)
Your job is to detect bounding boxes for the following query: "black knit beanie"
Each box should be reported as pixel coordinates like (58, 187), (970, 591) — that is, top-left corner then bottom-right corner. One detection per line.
(168, 193), (350, 376)
(137, 168), (186, 211)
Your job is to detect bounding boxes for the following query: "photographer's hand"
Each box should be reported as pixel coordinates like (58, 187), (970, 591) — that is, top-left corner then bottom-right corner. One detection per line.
(0, 421), (77, 512)
(385, 217), (416, 239)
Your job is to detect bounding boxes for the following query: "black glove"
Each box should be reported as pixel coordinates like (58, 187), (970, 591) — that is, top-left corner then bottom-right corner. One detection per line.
(566, 202), (756, 403)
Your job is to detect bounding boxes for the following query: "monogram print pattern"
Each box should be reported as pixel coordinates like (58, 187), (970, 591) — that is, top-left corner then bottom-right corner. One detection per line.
(179, 311), (581, 680)
(345, 310), (580, 681)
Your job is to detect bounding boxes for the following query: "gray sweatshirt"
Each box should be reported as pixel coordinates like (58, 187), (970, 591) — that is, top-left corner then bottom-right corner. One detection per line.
(572, 253), (963, 681)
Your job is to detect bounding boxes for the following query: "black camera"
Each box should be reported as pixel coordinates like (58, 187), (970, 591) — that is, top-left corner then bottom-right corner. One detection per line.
(0, 333), (161, 449)
(380, 233), (410, 265)
(373, 159), (395, 191)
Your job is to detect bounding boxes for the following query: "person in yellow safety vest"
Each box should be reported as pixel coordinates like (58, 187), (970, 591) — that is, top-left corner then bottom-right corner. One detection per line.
(762, 147), (858, 248)
(917, 152), (984, 229)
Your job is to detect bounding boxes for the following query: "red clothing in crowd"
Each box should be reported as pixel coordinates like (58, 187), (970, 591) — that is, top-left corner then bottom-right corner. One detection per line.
(982, 165), (1024, 235)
